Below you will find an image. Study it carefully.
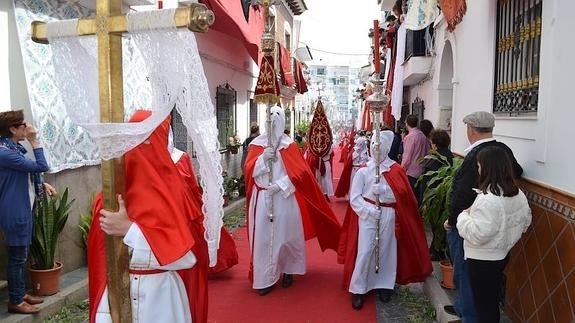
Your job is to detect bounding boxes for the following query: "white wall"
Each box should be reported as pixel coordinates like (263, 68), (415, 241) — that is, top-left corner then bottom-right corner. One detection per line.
(0, 0), (31, 112)
(196, 31), (259, 142)
(444, 0), (575, 192)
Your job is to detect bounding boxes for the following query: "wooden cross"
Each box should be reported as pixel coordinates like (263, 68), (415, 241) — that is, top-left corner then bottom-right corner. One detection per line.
(31, 1), (214, 322)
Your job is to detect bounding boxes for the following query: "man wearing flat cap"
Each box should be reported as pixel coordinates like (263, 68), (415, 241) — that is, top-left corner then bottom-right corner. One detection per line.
(442, 111), (523, 322)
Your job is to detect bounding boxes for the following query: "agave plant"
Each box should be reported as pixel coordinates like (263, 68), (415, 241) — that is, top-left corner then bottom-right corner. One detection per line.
(30, 188), (75, 270)
(79, 193), (96, 249)
(418, 153), (463, 262)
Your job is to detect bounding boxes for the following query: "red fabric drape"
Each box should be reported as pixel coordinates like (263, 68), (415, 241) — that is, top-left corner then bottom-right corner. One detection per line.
(199, 0), (265, 63)
(439, 0), (467, 32)
(295, 60), (309, 94)
(278, 43), (295, 87)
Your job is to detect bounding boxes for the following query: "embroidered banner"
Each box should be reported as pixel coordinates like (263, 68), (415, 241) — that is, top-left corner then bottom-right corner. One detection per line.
(439, 0), (467, 32)
(278, 43), (295, 87)
(254, 55), (280, 104)
(308, 100), (333, 158)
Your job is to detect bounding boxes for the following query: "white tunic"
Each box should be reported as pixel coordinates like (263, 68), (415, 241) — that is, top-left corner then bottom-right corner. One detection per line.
(348, 160), (397, 294)
(316, 149), (334, 196)
(95, 224), (197, 323)
(248, 147), (306, 289)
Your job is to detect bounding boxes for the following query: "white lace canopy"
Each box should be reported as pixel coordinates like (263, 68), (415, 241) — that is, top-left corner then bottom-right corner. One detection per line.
(46, 9), (224, 266)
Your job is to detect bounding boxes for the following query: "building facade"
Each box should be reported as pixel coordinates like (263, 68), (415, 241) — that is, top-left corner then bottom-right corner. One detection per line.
(380, 0), (575, 321)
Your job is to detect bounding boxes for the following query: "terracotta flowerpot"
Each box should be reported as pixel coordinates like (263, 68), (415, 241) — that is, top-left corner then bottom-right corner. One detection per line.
(439, 259), (455, 290)
(29, 262), (63, 296)
(223, 195), (230, 206)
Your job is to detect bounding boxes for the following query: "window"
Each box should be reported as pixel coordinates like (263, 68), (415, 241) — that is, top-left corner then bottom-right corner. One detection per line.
(216, 83), (237, 150)
(170, 108), (188, 152)
(493, 0), (542, 115)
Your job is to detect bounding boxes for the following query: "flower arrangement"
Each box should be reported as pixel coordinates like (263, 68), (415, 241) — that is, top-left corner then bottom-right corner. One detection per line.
(228, 134), (242, 147)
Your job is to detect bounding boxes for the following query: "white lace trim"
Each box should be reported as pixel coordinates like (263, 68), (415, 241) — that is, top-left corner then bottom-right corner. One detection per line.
(47, 10), (223, 266)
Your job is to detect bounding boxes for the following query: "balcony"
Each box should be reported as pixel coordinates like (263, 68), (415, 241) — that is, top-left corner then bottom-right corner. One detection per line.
(402, 26), (433, 86)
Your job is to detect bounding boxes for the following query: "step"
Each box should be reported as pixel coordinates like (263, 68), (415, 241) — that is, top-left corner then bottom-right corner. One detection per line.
(0, 267), (88, 323)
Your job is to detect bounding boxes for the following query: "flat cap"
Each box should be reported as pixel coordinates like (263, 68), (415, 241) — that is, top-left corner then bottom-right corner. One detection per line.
(463, 111), (495, 128)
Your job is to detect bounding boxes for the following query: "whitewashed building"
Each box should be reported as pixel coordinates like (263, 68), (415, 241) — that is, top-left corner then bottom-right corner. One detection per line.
(380, 0), (575, 321)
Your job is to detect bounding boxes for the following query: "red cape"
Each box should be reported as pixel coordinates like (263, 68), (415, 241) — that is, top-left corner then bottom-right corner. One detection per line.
(88, 112), (208, 323)
(245, 143), (341, 252)
(334, 151), (353, 198)
(338, 163), (432, 289)
(174, 152), (239, 274)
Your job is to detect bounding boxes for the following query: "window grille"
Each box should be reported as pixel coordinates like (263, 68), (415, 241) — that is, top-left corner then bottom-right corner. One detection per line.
(494, 0), (542, 115)
(216, 83), (237, 150)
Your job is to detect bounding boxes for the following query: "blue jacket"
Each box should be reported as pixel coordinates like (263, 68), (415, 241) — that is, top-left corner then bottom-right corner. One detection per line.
(0, 137), (49, 246)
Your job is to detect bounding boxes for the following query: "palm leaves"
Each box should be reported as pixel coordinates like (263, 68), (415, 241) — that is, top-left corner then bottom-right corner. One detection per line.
(418, 153), (463, 259)
(30, 188), (75, 270)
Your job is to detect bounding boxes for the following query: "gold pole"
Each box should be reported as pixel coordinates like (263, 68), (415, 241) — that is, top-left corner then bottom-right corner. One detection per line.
(96, 1), (130, 322)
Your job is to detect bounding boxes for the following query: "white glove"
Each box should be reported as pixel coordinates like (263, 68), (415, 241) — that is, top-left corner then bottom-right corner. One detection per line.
(266, 183), (282, 194)
(262, 147), (276, 162)
(371, 183), (388, 195)
(368, 207), (381, 219)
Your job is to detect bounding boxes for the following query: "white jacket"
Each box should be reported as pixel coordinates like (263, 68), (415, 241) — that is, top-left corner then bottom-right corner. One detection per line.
(456, 190), (532, 261)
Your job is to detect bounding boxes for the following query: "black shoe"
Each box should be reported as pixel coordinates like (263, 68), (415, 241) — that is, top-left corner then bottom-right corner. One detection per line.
(258, 286), (274, 296)
(351, 294), (364, 310)
(444, 305), (459, 317)
(324, 194), (331, 202)
(377, 289), (392, 303)
(282, 273), (293, 288)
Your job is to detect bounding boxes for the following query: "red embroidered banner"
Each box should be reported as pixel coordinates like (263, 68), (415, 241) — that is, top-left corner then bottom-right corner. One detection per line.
(254, 55), (280, 104)
(439, 0), (467, 32)
(295, 60), (308, 94)
(308, 100), (333, 158)
(278, 43), (296, 87)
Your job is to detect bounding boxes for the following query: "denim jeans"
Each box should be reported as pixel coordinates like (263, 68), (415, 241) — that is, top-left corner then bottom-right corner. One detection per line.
(447, 228), (477, 323)
(7, 245), (28, 305)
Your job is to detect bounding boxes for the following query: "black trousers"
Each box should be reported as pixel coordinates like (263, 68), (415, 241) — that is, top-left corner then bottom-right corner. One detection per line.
(467, 256), (509, 323)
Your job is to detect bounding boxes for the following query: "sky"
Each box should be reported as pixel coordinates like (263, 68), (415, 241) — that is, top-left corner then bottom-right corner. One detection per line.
(297, 0), (383, 67)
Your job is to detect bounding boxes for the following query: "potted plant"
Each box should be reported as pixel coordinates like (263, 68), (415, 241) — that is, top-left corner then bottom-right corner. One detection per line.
(227, 134), (242, 155)
(224, 176), (240, 200)
(79, 192), (96, 249)
(418, 153), (462, 289)
(29, 187), (75, 296)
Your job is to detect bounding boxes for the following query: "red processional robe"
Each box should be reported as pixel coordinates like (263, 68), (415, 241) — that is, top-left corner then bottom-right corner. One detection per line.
(88, 112), (208, 323)
(245, 143), (342, 254)
(338, 163), (432, 289)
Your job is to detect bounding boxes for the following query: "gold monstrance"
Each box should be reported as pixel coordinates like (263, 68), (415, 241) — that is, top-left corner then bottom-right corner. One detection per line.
(31, 1), (215, 322)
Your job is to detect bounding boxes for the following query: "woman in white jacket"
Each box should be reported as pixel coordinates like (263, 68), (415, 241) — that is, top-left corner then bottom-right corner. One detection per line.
(456, 146), (531, 323)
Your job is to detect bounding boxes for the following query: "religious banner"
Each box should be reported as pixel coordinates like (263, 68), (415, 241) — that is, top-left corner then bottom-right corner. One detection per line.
(295, 59), (309, 94)
(307, 100), (333, 158)
(439, 0), (467, 32)
(278, 43), (295, 87)
(254, 55), (280, 104)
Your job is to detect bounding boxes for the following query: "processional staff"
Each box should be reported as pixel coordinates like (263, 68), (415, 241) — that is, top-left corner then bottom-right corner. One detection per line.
(366, 19), (391, 274)
(31, 1), (214, 322)
(252, 0), (280, 223)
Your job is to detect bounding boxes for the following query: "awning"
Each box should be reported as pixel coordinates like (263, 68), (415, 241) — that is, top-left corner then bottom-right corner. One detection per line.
(200, 0), (265, 63)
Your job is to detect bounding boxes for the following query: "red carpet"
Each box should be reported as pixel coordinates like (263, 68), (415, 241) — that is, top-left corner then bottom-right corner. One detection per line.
(207, 149), (376, 322)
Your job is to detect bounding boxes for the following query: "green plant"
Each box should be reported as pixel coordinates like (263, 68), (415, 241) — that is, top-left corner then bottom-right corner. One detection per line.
(295, 120), (310, 135)
(418, 153), (463, 262)
(79, 193), (96, 249)
(31, 188), (75, 270)
(223, 176), (240, 196)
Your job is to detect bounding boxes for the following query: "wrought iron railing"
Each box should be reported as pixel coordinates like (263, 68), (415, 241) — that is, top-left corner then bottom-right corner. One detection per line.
(404, 25), (434, 61)
(493, 0), (542, 115)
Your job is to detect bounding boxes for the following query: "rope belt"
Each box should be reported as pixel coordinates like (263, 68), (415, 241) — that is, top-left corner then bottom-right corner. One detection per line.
(363, 197), (396, 209)
(128, 268), (167, 275)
